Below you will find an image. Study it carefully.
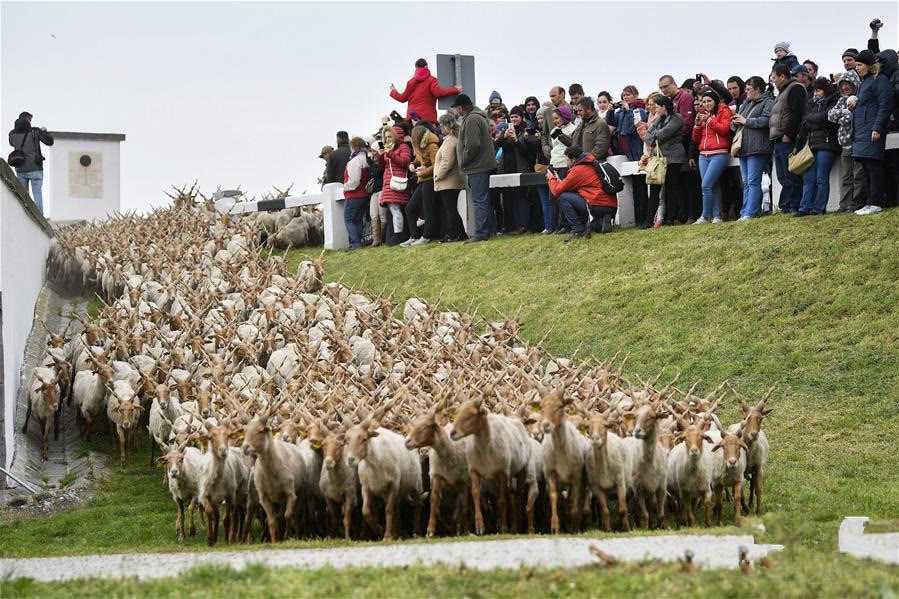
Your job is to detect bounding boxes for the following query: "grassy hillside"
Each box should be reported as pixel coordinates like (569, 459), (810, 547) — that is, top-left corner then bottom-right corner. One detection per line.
(2, 210), (897, 595)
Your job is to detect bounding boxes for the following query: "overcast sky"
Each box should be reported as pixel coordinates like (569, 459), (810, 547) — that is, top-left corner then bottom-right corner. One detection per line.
(2, 1), (896, 213)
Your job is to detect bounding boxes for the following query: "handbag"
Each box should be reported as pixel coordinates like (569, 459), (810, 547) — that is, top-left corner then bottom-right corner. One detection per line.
(7, 129), (31, 168)
(788, 142), (814, 175)
(387, 159), (408, 192)
(644, 140), (668, 186)
(730, 127), (743, 157)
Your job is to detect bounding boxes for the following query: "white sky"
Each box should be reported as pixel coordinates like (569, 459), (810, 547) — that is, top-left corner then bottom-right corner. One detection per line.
(2, 1), (896, 213)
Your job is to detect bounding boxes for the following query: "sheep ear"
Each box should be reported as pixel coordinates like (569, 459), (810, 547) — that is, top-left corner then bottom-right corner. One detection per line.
(335, 432), (346, 444)
(711, 442), (723, 452)
(740, 442), (750, 452)
(702, 434), (714, 444)
(562, 396), (573, 406)
(762, 408), (774, 416)
(605, 422), (616, 429)
(367, 429), (379, 438)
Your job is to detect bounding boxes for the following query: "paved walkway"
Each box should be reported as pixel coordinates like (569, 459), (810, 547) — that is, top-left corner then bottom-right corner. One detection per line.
(0, 535), (784, 582)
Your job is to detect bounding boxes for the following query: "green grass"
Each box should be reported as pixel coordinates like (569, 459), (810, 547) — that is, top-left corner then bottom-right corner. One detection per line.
(2, 210), (897, 595)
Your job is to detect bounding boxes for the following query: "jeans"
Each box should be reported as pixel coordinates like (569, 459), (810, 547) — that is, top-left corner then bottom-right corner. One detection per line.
(504, 186), (529, 231)
(558, 192), (617, 234)
(739, 154), (768, 217)
(16, 170), (44, 213)
(773, 140), (802, 212)
(537, 185), (556, 231)
(698, 154), (729, 219)
(467, 171), (494, 240)
(799, 150), (837, 214)
(343, 197), (369, 248)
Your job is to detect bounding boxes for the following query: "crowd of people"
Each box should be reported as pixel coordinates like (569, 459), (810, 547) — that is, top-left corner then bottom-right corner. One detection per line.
(310, 21), (894, 249)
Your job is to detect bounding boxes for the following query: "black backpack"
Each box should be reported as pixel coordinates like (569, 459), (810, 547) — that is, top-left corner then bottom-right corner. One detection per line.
(364, 154), (383, 194)
(7, 130), (31, 168)
(593, 159), (624, 195)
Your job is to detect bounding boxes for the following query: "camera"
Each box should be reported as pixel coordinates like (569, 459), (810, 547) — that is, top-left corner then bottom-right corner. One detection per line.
(695, 73), (702, 81)
(550, 129), (561, 139)
(547, 165), (557, 175)
(612, 101), (623, 110)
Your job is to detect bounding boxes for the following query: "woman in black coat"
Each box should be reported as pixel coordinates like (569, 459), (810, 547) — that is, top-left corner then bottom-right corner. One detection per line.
(796, 78), (840, 216)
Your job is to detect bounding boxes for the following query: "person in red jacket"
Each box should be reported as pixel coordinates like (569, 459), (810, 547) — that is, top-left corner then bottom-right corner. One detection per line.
(547, 145), (618, 240)
(389, 58), (462, 124)
(691, 88), (733, 223)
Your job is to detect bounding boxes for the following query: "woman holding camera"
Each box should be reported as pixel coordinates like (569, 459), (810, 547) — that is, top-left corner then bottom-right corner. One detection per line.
(497, 106), (538, 234)
(541, 105), (576, 233)
(795, 78), (840, 216)
(616, 86), (649, 227)
(732, 76), (774, 219)
(642, 95), (686, 227)
(691, 88), (733, 223)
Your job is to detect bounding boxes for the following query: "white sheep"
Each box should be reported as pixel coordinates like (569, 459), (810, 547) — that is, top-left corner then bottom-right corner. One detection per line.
(197, 423), (251, 545)
(623, 401), (669, 529)
(163, 444), (205, 541)
(666, 414), (715, 527)
(582, 410), (633, 532)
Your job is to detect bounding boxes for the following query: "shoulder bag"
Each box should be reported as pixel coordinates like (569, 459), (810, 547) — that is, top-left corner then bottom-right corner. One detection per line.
(387, 158), (408, 192)
(644, 140), (668, 186)
(788, 126), (814, 175)
(7, 129), (31, 168)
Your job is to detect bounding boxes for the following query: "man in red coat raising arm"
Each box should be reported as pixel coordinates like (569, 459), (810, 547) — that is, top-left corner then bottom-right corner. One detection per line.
(390, 58), (462, 124)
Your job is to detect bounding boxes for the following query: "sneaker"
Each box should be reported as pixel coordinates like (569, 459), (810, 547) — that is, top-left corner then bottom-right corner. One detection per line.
(541, 229), (552, 235)
(711, 217), (723, 224)
(856, 205), (882, 215)
(554, 227), (570, 235)
(399, 238), (416, 247)
(738, 215), (753, 221)
(653, 221), (663, 228)
(694, 217), (708, 224)
(410, 237), (430, 246)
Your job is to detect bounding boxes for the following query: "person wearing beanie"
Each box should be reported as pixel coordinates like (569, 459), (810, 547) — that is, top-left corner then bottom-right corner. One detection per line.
(497, 105), (537, 234)
(453, 93), (497, 242)
(489, 90), (503, 105)
(642, 93), (687, 227)
(828, 70), (866, 212)
(843, 48), (859, 72)
(537, 104), (576, 233)
(691, 88), (733, 223)
(795, 78), (840, 216)
(523, 96), (540, 129)
(376, 125), (413, 245)
(773, 41), (800, 72)
(389, 58), (461, 124)
(850, 50), (893, 215)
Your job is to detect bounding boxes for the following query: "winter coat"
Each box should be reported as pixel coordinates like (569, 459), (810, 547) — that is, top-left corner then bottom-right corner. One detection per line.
(797, 93), (840, 153)
(614, 100), (648, 161)
(828, 71), (861, 149)
(772, 53), (800, 73)
(457, 107), (497, 176)
(549, 122), (576, 168)
(7, 120), (54, 172)
(390, 67), (460, 123)
(733, 92), (774, 156)
(673, 89), (696, 140)
(433, 135), (465, 191)
(498, 126), (538, 174)
(412, 130), (440, 182)
(878, 49), (899, 131)
(769, 80), (806, 141)
(547, 153), (617, 208)
(343, 150), (371, 199)
(540, 102), (571, 162)
(559, 112), (611, 162)
(644, 112), (686, 164)
(325, 142), (351, 185)
(851, 71), (894, 160)
(378, 129), (413, 205)
(692, 104), (733, 154)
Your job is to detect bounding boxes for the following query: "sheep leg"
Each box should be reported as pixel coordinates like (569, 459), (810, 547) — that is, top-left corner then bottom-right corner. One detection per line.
(713, 486), (724, 525)
(41, 416), (51, 460)
(384, 485), (398, 541)
(188, 498), (197, 537)
(547, 471), (560, 534)
(525, 480), (538, 534)
(326, 499), (339, 538)
(361, 485), (383, 539)
(617, 483), (630, 532)
(470, 471), (485, 535)
(53, 405), (61, 441)
(117, 426), (127, 466)
(702, 489), (712, 527)
(497, 472), (511, 535)
(597, 488), (611, 532)
(733, 481), (744, 526)
(284, 492), (298, 540)
(427, 475), (441, 538)
(656, 488), (668, 529)
(204, 500), (218, 547)
(342, 495), (353, 541)
(742, 472), (753, 513)
(176, 498), (186, 542)
(259, 496), (279, 543)
(754, 469), (764, 515)
(570, 480), (583, 533)
(636, 492), (649, 529)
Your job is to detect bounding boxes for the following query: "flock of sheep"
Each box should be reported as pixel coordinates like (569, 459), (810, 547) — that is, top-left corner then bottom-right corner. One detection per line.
(26, 187), (774, 545)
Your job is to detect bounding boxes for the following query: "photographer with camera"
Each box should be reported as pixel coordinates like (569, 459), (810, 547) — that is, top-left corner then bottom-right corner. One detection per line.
(496, 106), (538, 234)
(538, 105), (575, 234)
(7, 111), (54, 214)
(547, 145), (618, 241)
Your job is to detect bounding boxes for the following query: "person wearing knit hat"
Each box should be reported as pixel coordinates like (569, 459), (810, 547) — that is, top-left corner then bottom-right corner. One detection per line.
(524, 96), (540, 129)
(538, 103), (577, 233)
(554, 105), (573, 124)
(843, 48), (859, 72)
(773, 41), (800, 72)
(489, 90), (502, 105)
(497, 104), (537, 234)
(509, 105), (525, 119)
(851, 49), (892, 215)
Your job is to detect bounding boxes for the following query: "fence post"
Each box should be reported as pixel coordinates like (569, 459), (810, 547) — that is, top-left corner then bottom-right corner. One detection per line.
(322, 183), (348, 250)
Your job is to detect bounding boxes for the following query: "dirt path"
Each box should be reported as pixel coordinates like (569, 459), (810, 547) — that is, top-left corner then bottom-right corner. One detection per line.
(0, 534), (784, 582)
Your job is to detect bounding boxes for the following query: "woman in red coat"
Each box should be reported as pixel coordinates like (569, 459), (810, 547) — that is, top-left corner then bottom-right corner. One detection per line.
(377, 125), (413, 245)
(691, 88), (733, 223)
(389, 58), (461, 123)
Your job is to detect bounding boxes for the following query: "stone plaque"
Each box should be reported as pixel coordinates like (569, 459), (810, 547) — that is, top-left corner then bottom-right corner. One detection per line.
(69, 151), (103, 198)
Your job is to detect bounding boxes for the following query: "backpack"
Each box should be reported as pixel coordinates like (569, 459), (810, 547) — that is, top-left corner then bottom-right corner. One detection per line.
(593, 160), (624, 195)
(364, 154), (383, 194)
(7, 130), (31, 168)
